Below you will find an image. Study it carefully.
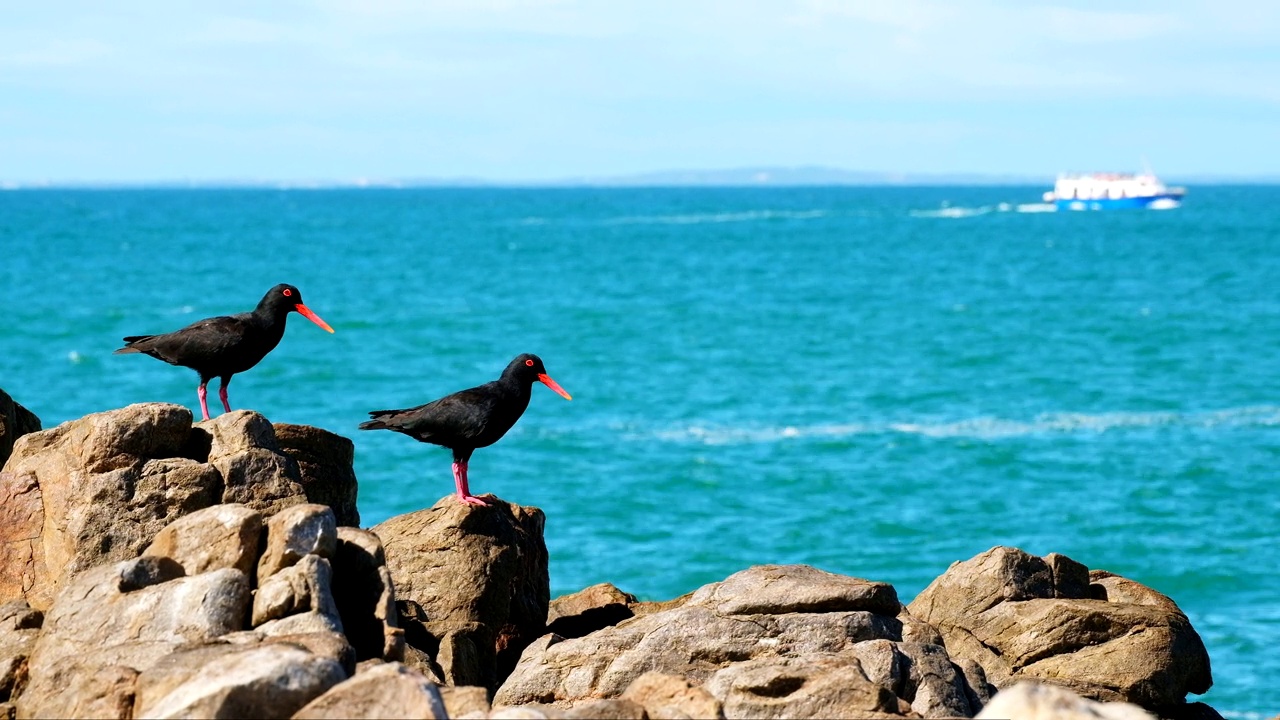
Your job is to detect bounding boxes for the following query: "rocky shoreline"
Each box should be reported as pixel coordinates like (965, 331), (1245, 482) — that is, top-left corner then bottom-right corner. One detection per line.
(0, 395), (1222, 719)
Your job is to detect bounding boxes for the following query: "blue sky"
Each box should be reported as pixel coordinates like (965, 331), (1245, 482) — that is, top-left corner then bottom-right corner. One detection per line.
(3, 1), (1278, 183)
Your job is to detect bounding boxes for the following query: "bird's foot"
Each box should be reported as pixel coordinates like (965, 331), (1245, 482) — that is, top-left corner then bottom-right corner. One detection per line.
(456, 494), (490, 507)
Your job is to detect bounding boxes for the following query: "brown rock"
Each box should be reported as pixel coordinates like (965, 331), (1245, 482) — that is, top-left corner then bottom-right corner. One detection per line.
(0, 602), (41, 703)
(0, 403), (219, 610)
(620, 671), (723, 719)
(132, 642), (346, 719)
(690, 564), (900, 616)
(18, 558), (250, 718)
(374, 496), (548, 690)
(908, 546), (1212, 713)
(704, 654), (912, 719)
(142, 503), (264, 577)
(258, 504), (339, 583)
(292, 661), (447, 719)
(562, 698), (648, 719)
(547, 583), (637, 639)
(0, 388), (40, 471)
(494, 566), (908, 708)
(332, 527), (403, 662)
(975, 680), (1158, 719)
(200, 410), (308, 516)
(253, 554), (342, 630)
(438, 685), (491, 718)
(274, 423), (360, 527)
(16, 661), (137, 720)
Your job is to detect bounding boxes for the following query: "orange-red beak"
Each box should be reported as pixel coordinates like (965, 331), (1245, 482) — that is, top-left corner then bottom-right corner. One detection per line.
(537, 373), (572, 400)
(295, 304), (335, 333)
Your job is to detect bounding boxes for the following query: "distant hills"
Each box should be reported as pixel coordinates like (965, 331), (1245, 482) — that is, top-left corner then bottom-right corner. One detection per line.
(5, 166), (1278, 189)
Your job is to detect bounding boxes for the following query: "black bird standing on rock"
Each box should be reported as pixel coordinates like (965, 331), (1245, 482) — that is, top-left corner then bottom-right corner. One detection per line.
(114, 283), (335, 420)
(358, 353), (572, 506)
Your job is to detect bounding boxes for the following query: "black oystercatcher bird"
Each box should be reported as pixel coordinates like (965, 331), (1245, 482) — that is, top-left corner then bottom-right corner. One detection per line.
(114, 283), (334, 420)
(358, 353), (572, 506)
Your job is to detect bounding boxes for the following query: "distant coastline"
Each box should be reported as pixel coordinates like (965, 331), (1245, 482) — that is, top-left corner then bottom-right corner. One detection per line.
(5, 165), (1279, 190)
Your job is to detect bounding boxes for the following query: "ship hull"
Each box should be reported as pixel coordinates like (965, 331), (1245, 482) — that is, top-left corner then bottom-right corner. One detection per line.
(1054, 192), (1184, 211)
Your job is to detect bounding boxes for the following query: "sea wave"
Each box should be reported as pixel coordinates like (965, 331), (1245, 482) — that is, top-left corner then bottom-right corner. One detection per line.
(647, 406), (1280, 445)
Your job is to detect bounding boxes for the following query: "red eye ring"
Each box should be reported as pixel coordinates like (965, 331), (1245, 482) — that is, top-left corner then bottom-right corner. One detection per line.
(282, 288), (293, 297)
(525, 359), (535, 367)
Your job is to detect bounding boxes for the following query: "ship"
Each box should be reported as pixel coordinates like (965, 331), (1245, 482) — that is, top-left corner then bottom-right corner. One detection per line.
(1042, 171), (1186, 210)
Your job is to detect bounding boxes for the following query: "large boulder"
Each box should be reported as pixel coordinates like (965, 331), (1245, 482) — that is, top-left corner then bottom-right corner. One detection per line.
(17, 556), (250, 719)
(0, 404), (359, 612)
(0, 403), (220, 611)
(374, 496), (549, 691)
(907, 547), (1212, 715)
(496, 564), (988, 718)
(0, 389), (40, 471)
(332, 527), (404, 662)
(273, 423), (359, 527)
(292, 661), (447, 719)
(132, 642), (345, 719)
(975, 681), (1158, 719)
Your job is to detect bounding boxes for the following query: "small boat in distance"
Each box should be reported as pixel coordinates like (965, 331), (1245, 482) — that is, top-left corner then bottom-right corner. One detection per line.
(1042, 171), (1186, 211)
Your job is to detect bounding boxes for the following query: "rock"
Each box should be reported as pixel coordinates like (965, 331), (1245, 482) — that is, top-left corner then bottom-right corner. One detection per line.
(274, 423), (360, 527)
(374, 496), (549, 690)
(0, 601), (42, 703)
(201, 410), (308, 516)
(258, 504), (339, 583)
(332, 527), (403, 662)
(17, 662), (138, 720)
(704, 654), (911, 719)
(18, 559), (250, 717)
(494, 565), (914, 708)
(908, 546), (1212, 713)
(267, 632), (357, 677)
(690, 564), (900, 616)
(132, 642), (346, 719)
(546, 583), (636, 639)
(975, 681), (1158, 719)
(561, 698), (648, 719)
(253, 554), (343, 631)
(0, 403), (219, 610)
(142, 503), (264, 577)
(620, 671), (723, 719)
(292, 661), (447, 719)
(0, 388), (40, 471)
(439, 685), (491, 718)
(850, 638), (993, 718)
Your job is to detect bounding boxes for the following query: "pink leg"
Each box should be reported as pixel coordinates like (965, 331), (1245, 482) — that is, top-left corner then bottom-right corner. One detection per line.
(451, 460), (488, 506)
(219, 382), (232, 413)
(197, 382), (211, 421)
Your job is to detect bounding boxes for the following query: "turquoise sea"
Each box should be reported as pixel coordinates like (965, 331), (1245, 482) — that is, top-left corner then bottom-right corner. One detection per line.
(1, 186), (1277, 717)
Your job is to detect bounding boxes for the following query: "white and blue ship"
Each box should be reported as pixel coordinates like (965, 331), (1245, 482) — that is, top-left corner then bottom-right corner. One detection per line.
(1042, 172), (1185, 210)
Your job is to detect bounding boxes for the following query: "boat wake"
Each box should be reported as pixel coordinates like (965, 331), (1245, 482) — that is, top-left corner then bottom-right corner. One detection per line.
(646, 405), (1280, 445)
(910, 202), (1055, 218)
(514, 209), (831, 227)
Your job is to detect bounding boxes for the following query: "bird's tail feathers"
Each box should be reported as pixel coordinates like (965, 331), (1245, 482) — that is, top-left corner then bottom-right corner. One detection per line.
(114, 335), (154, 354)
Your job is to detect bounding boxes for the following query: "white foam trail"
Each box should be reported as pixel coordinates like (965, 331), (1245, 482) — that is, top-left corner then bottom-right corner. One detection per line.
(601, 209), (828, 226)
(648, 406), (1280, 445)
(910, 206), (992, 218)
(1017, 203), (1057, 213)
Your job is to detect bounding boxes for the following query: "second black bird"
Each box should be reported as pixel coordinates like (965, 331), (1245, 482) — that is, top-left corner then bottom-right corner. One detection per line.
(359, 353), (572, 506)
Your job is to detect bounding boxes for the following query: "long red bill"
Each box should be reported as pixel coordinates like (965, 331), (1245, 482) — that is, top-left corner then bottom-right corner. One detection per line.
(295, 304), (335, 333)
(537, 373), (572, 400)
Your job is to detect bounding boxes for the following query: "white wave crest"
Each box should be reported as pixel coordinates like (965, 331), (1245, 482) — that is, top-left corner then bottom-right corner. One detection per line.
(649, 406), (1280, 445)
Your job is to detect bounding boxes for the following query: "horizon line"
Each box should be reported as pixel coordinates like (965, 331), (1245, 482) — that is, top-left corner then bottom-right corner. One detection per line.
(5, 166), (1280, 190)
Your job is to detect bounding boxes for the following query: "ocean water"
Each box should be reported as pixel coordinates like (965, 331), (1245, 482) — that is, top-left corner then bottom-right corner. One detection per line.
(1, 186), (1277, 717)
